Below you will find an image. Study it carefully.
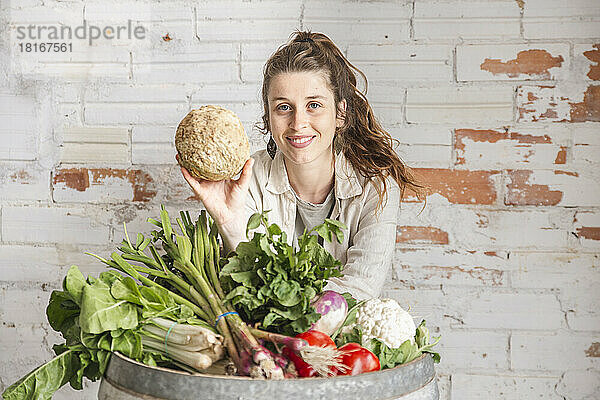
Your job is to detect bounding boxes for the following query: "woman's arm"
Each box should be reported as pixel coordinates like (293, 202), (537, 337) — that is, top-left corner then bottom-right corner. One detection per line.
(325, 180), (401, 300)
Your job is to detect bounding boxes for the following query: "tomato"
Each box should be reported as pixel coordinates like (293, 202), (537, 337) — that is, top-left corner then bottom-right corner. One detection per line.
(335, 343), (380, 376)
(296, 330), (336, 349)
(282, 330), (336, 378)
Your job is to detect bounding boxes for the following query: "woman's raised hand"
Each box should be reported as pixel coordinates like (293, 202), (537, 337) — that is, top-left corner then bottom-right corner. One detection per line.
(176, 154), (254, 229)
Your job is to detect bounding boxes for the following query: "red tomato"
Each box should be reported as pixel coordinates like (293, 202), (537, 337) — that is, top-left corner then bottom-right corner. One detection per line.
(282, 330), (336, 377)
(335, 343), (380, 376)
(296, 330), (336, 349)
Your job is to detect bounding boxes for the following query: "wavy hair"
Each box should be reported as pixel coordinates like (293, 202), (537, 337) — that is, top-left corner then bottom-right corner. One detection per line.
(256, 30), (426, 212)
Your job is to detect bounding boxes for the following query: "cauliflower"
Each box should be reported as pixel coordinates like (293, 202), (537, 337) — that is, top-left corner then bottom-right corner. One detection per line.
(349, 298), (416, 348)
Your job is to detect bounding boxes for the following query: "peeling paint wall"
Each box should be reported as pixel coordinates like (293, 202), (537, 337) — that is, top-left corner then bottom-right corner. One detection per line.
(1, 1), (599, 400)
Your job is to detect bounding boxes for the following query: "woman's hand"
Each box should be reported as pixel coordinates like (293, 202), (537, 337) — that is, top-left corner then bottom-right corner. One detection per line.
(176, 154), (254, 229)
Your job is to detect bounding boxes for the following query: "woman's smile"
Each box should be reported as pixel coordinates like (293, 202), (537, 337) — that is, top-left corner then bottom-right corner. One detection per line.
(286, 135), (316, 148)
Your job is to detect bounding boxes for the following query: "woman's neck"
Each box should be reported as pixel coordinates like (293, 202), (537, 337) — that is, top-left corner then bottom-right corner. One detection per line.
(284, 153), (335, 204)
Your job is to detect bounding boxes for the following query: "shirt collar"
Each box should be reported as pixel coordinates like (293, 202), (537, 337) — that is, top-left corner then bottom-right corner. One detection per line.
(265, 150), (363, 199)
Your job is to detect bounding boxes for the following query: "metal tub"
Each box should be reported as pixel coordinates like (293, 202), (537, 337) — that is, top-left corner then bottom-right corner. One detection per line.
(98, 352), (438, 400)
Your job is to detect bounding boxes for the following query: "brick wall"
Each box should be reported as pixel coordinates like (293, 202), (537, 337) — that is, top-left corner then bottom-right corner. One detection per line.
(0, 1), (598, 399)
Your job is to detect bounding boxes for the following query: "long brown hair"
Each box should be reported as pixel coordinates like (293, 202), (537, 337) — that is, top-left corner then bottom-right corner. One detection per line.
(257, 30), (426, 212)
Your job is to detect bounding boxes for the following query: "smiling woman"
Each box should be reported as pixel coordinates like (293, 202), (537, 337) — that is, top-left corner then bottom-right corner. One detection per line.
(179, 30), (425, 300)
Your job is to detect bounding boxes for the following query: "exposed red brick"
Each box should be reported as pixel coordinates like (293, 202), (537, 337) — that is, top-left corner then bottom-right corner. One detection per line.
(484, 251), (498, 257)
(421, 265), (504, 286)
(505, 170), (563, 206)
(576, 227), (600, 241)
(554, 170), (578, 177)
(511, 132), (552, 144)
(53, 168), (90, 192)
(53, 168), (156, 201)
(527, 92), (538, 101)
(554, 146), (567, 164)
(128, 170), (155, 202)
(585, 342), (600, 357)
(480, 50), (564, 79)
(570, 85), (600, 122)
(397, 226), (449, 245)
(407, 168), (499, 204)
(583, 44), (600, 81)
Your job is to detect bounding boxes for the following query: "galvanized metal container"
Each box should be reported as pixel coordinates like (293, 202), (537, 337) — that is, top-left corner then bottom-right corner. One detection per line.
(97, 352), (439, 400)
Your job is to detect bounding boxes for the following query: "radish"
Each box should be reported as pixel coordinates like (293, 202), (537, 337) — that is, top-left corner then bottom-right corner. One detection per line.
(310, 291), (348, 335)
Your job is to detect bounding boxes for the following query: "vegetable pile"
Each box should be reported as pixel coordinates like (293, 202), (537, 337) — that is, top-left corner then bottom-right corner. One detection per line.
(2, 207), (440, 400)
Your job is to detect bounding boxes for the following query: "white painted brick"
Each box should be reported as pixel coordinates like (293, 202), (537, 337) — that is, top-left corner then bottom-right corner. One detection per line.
(84, 2), (192, 21)
(132, 142), (176, 165)
(517, 83), (592, 123)
(460, 292), (563, 330)
(523, 0), (600, 39)
(52, 382), (100, 400)
(437, 330), (508, 370)
(451, 373), (559, 400)
(60, 143), (129, 164)
(84, 84), (188, 103)
(0, 324), (56, 394)
(133, 43), (238, 63)
(198, 0), (301, 20)
(414, 1), (521, 40)
(393, 248), (510, 287)
(0, 288), (51, 324)
(133, 62), (238, 85)
(573, 124), (600, 165)
(511, 252), (598, 289)
(304, 0), (412, 45)
(0, 92), (38, 160)
(132, 126), (176, 143)
(0, 164), (49, 201)
(19, 62), (130, 83)
(370, 104), (403, 126)
(457, 44), (570, 82)
(556, 370), (600, 400)
(389, 126), (452, 146)
(455, 126), (571, 169)
(1, 206), (110, 245)
(406, 87), (514, 125)
(389, 126), (452, 167)
(198, 21), (299, 43)
(56, 126), (129, 144)
(0, 245), (60, 283)
(574, 44), (600, 82)
(240, 41), (282, 83)
(84, 102), (188, 126)
(512, 333), (600, 371)
(191, 83), (261, 104)
(8, 4), (83, 25)
(382, 288), (450, 330)
(348, 45), (452, 82)
(188, 101), (262, 124)
(398, 203), (569, 250)
(396, 144), (452, 168)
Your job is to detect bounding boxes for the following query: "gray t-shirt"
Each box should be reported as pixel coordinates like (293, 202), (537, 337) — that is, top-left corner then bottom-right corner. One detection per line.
(292, 187), (335, 247)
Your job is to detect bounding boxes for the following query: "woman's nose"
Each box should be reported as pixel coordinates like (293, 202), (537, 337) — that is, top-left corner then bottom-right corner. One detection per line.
(290, 108), (309, 131)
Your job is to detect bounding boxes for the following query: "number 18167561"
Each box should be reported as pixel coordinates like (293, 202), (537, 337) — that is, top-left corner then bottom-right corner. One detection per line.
(18, 42), (72, 52)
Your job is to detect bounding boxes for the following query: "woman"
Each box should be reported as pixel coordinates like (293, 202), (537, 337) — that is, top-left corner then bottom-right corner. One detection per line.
(178, 31), (423, 300)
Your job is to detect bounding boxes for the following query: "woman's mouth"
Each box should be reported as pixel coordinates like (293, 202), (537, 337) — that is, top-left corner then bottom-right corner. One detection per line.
(286, 135), (316, 148)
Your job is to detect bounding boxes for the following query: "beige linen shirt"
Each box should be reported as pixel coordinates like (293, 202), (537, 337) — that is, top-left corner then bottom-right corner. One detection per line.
(227, 149), (401, 300)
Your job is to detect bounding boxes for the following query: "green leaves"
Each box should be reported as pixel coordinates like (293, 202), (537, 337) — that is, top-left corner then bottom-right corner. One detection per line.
(79, 279), (138, 334)
(220, 211), (347, 336)
(2, 349), (79, 400)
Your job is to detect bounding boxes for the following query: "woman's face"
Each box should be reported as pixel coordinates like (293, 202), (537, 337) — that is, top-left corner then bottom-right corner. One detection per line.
(267, 71), (345, 167)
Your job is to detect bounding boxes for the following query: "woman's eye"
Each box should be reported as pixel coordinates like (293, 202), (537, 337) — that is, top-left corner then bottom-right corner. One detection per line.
(277, 104), (290, 111)
(308, 103), (321, 109)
